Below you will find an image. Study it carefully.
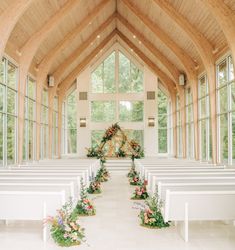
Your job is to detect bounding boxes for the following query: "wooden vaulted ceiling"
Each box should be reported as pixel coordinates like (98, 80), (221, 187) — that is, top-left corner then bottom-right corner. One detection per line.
(1, 0), (234, 93)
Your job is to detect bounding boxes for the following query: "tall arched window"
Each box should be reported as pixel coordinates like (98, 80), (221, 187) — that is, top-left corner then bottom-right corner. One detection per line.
(217, 55), (235, 164)
(90, 49), (144, 149)
(67, 89), (77, 154)
(158, 88), (168, 153)
(0, 58), (18, 166)
(24, 76), (36, 161)
(186, 88), (194, 159)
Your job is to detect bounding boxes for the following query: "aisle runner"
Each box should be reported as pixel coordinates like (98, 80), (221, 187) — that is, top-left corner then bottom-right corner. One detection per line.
(80, 171), (171, 250)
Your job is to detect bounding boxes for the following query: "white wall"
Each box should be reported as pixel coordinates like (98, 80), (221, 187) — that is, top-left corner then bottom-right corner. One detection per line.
(76, 67), (91, 157)
(144, 67), (158, 156)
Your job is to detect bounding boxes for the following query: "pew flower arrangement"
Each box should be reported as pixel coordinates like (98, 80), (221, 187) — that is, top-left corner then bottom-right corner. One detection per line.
(131, 180), (149, 200)
(129, 172), (142, 186)
(75, 178), (96, 216)
(138, 193), (170, 229)
(96, 166), (110, 182)
(87, 180), (102, 194)
(46, 199), (85, 247)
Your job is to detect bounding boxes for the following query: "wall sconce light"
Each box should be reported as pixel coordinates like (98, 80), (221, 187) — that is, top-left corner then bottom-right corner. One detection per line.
(80, 118), (86, 127)
(148, 117), (155, 127)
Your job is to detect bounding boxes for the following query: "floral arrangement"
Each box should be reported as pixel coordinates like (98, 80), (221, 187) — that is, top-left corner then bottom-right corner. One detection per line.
(129, 172), (142, 186)
(96, 166), (109, 182)
(130, 139), (144, 161)
(131, 180), (149, 200)
(46, 199), (85, 247)
(86, 123), (144, 163)
(127, 164), (138, 178)
(138, 193), (170, 229)
(101, 123), (120, 143)
(87, 180), (101, 194)
(75, 178), (96, 216)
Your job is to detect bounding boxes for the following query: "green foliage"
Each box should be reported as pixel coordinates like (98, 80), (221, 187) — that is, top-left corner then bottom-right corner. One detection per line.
(95, 166), (109, 182)
(47, 198), (85, 247)
(139, 194), (170, 229)
(87, 180), (101, 194)
(131, 180), (149, 200)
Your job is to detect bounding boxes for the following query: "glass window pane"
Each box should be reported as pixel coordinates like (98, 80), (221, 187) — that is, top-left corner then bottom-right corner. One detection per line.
(119, 101), (143, 122)
(219, 86), (228, 113)
(229, 56), (234, 81)
(7, 62), (17, 89)
(219, 114), (228, 163)
(124, 130), (144, 147)
(42, 89), (48, 106)
(91, 130), (104, 149)
(0, 59), (4, 84)
(7, 115), (16, 164)
(0, 84), (4, 112)
(28, 121), (34, 160)
(92, 64), (103, 93)
(158, 128), (167, 153)
(67, 129), (77, 154)
(199, 75), (207, 98)
(119, 52), (130, 93)
(200, 97), (206, 119)
(0, 113), (3, 165)
(200, 120), (207, 161)
(218, 60), (227, 87)
(7, 88), (16, 115)
(232, 112), (235, 164)
(103, 52), (115, 93)
(28, 99), (35, 121)
(130, 62), (143, 92)
(158, 90), (168, 114)
(91, 101), (116, 122)
(28, 77), (35, 99)
(232, 82), (235, 111)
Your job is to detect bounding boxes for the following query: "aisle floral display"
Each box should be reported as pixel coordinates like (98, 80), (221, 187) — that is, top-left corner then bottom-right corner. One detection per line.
(86, 123), (144, 164)
(131, 180), (149, 200)
(129, 172), (142, 186)
(127, 164), (138, 178)
(87, 180), (102, 194)
(46, 199), (85, 247)
(96, 166), (110, 182)
(75, 179), (96, 216)
(138, 194), (170, 229)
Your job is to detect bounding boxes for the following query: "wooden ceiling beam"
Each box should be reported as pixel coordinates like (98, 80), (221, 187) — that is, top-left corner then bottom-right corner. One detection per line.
(116, 13), (180, 83)
(200, 0), (235, 66)
(36, 0), (111, 88)
(121, 0), (196, 77)
(58, 30), (116, 95)
(0, 0), (34, 59)
(51, 13), (115, 90)
(153, 0), (214, 67)
(116, 29), (176, 95)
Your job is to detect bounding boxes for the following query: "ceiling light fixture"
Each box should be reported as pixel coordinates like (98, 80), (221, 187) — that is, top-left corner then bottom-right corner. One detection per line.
(97, 35), (100, 39)
(133, 35), (136, 39)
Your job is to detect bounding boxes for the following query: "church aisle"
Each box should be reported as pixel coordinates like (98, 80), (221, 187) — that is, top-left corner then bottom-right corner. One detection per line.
(0, 171), (235, 250)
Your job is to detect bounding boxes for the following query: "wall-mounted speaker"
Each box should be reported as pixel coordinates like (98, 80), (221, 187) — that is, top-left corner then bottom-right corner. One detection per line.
(47, 75), (54, 87)
(179, 74), (185, 86)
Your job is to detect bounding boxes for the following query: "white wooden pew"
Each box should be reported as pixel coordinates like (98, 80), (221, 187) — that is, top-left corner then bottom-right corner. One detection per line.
(0, 190), (66, 242)
(0, 177), (81, 197)
(151, 176), (235, 195)
(0, 172), (88, 187)
(141, 166), (225, 179)
(162, 189), (235, 242)
(2, 169), (90, 184)
(147, 171), (235, 190)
